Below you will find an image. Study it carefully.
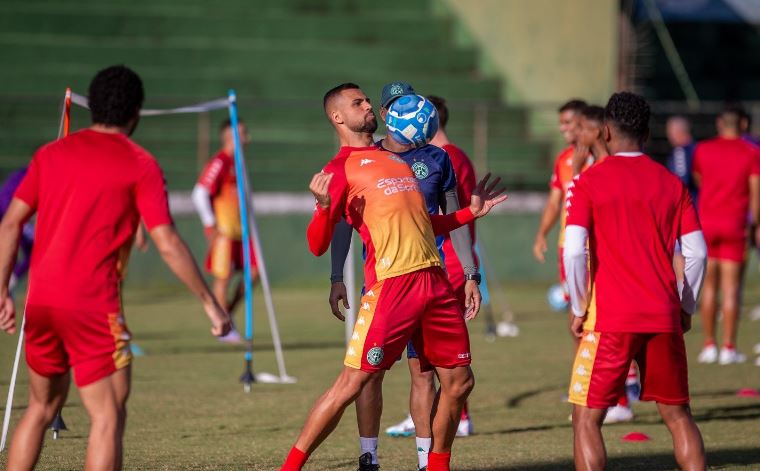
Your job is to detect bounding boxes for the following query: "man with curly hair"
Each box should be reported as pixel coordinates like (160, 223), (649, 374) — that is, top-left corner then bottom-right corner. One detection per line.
(0, 65), (230, 470)
(564, 92), (707, 471)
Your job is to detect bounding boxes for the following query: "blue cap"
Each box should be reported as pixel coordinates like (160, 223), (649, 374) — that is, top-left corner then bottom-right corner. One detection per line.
(380, 81), (415, 109)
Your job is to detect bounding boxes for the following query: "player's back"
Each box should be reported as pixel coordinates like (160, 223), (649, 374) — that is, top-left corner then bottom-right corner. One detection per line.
(567, 154), (695, 332)
(17, 129), (171, 312)
(694, 137), (760, 233)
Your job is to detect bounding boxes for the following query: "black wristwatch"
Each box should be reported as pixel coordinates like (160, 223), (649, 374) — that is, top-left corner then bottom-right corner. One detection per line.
(465, 273), (481, 285)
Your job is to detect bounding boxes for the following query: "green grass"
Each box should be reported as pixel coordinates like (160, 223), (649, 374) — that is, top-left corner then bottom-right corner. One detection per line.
(1, 282), (760, 470)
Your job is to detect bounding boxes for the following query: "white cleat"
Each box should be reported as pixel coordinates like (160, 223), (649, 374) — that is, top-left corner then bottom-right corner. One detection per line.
(718, 347), (747, 365)
(385, 414), (415, 437)
(456, 418), (474, 437)
(217, 328), (243, 345)
(496, 321), (519, 337)
(603, 405), (634, 424)
(697, 345), (718, 364)
(752, 343), (760, 355)
(755, 356), (760, 367)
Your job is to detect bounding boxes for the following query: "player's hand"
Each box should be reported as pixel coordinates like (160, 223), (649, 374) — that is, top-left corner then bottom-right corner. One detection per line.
(204, 226), (219, 245)
(204, 300), (232, 337)
(463, 280), (481, 320)
(469, 173), (508, 218)
(329, 282), (349, 322)
(309, 172), (333, 210)
(135, 224), (149, 252)
(533, 234), (547, 263)
(572, 144), (590, 175)
(0, 291), (16, 335)
(569, 314), (585, 338)
(680, 309), (692, 333)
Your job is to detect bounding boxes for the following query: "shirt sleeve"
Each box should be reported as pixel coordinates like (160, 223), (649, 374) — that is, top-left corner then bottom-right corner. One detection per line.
(136, 157), (173, 230)
(306, 159), (349, 256)
(13, 151), (42, 209)
(563, 225), (589, 317)
(197, 155), (226, 195)
(678, 185), (701, 236)
(549, 154), (562, 190)
(564, 175), (592, 229)
(429, 208), (475, 235)
(454, 151), (477, 207)
(439, 151), (457, 193)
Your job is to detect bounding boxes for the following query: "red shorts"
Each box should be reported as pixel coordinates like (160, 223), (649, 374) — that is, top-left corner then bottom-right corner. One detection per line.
(703, 228), (746, 263)
(344, 267), (471, 373)
(568, 331), (689, 409)
(24, 305), (133, 387)
(205, 236), (258, 279)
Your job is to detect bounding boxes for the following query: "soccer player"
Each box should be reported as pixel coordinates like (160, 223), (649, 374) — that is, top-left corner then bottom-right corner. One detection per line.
(694, 106), (760, 365)
(532, 100), (587, 302)
(279, 83), (506, 471)
(574, 105), (639, 424)
(329, 83), (479, 470)
(0, 168), (33, 295)
(192, 119), (259, 343)
(665, 116), (698, 203)
(564, 91), (707, 471)
(0, 65), (231, 470)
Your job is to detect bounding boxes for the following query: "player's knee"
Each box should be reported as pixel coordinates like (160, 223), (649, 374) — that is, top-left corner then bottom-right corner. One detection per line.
(446, 368), (475, 400)
(26, 400), (60, 426)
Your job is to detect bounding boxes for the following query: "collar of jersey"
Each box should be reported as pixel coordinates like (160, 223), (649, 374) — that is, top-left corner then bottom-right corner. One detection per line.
(614, 152), (644, 157)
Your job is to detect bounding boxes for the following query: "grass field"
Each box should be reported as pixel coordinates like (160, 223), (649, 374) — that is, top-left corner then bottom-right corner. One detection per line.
(1, 281), (760, 470)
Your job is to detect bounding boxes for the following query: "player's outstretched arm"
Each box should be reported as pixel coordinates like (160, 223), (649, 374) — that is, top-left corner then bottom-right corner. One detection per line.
(429, 174), (507, 235)
(149, 224), (231, 337)
(0, 199), (34, 334)
(533, 188), (563, 263)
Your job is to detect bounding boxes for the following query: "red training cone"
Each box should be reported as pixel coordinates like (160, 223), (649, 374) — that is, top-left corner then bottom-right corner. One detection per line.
(736, 388), (760, 398)
(621, 432), (650, 442)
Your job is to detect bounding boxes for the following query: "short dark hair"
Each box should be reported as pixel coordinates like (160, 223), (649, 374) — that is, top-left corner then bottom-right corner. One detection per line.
(580, 105), (605, 124)
(323, 83), (361, 111)
(88, 65), (144, 126)
(558, 99), (587, 114)
(604, 92), (650, 144)
(720, 103), (744, 130)
(219, 117), (244, 133)
(426, 95), (448, 128)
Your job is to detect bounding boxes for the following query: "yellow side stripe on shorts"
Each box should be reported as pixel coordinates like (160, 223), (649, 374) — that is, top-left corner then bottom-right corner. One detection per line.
(568, 331), (601, 407)
(344, 281), (384, 369)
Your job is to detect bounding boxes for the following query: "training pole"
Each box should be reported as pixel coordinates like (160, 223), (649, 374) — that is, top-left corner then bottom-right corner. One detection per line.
(228, 90), (256, 392)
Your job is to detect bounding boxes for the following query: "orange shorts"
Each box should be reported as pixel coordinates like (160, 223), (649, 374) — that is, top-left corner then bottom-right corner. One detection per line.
(24, 305), (133, 387)
(205, 236), (258, 279)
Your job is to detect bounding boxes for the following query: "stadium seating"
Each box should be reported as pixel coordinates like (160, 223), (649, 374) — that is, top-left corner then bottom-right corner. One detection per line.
(0, 0), (551, 190)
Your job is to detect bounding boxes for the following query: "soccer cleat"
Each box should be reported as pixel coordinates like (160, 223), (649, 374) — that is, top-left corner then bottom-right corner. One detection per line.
(456, 418), (473, 437)
(385, 414), (415, 437)
(718, 347), (747, 365)
(603, 405), (634, 424)
(697, 344), (718, 364)
(755, 356), (760, 367)
(753, 343), (760, 355)
(496, 321), (519, 337)
(357, 452), (379, 471)
(218, 328), (244, 344)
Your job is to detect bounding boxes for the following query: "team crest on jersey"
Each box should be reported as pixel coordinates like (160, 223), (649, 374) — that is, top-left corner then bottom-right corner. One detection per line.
(367, 346), (384, 366)
(411, 161), (429, 179)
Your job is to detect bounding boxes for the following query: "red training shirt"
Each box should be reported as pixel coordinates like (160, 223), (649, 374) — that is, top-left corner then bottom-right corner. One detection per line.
(565, 153), (701, 332)
(14, 129), (173, 312)
(693, 137), (760, 237)
(441, 143), (478, 274)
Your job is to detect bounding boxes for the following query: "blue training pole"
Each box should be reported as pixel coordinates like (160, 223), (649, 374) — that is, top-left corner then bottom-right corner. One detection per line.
(227, 90), (255, 391)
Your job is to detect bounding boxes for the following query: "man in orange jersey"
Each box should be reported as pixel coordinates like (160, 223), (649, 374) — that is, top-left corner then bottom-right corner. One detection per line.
(279, 83), (506, 471)
(192, 119), (259, 343)
(533, 99), (588, 298)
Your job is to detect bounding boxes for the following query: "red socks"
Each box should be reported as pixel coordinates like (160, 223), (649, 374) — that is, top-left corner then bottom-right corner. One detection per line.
(280, 447), (308, 471)
(460, 402), (469, 420)
(428, 451), (452, 471)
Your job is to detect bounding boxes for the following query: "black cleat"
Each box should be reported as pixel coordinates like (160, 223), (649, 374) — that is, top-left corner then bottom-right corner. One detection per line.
(357, 452), (379, 471)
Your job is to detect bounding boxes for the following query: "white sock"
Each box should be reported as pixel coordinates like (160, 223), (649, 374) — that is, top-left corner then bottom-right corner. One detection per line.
(416, 436), (431, 469)
(359, 436), (379, 465)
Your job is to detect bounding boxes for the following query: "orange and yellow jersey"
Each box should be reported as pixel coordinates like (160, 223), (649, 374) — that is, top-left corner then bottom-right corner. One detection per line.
(549, 146), (592, 247)
(197, 151), (242, 239)
(307, 146), (475, 288)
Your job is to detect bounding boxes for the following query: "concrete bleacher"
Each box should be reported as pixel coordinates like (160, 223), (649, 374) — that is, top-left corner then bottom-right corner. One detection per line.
(0, 0), (551, 191)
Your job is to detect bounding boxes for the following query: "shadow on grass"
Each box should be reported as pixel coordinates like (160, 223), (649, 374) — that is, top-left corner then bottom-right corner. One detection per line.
(467, 446), (760, 471)
(506, 385), (567, 408)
